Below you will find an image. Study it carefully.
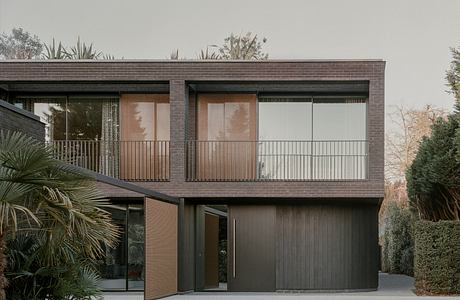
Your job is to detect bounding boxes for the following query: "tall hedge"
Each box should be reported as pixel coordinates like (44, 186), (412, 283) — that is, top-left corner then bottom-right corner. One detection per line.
(381, 202), (415, 276)
(414, 220), (460, 295)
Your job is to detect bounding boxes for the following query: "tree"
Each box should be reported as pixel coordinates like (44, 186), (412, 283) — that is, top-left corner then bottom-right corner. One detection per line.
(446, 47), (460, 110)
(171, 32), (268, 60)
(386, 105), (448, 182)
(219, 32), (268, 60)
(381, 202), (416, 276)
(0, 28), (43, 59)
(406, 115), (460, 221)
(0, 131), (118, 298)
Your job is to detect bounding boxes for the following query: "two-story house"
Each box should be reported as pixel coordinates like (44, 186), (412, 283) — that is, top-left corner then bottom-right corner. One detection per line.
(0, 59), (385, 299)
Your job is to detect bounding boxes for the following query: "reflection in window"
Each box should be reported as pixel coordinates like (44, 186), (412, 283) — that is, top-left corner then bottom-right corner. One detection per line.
(15, 96), (119, 142)
(119, 94), (170, 180)
(197, 94), (257, 180)
(32, 98), (66, 141)
(99, 203), (144, 291)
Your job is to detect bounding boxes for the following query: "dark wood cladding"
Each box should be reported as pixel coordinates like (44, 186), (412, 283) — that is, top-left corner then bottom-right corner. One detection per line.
(228, 205), (276, 292)
(276, 203), (379, 291)
(178, 200), (195, 292)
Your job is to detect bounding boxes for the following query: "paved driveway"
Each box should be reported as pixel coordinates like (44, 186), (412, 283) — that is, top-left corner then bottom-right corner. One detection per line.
(103, 273), (458, 300)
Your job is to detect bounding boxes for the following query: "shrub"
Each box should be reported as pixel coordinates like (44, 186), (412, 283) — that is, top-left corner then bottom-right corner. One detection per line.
(414, 220), (460, 295)
(381, 202), (415, 276)
(406, 115), (460, 221)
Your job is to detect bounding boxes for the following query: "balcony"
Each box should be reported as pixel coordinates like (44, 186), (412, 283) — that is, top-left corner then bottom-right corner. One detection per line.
(51, 140), (170, 181)
(186, 140), (368, 181)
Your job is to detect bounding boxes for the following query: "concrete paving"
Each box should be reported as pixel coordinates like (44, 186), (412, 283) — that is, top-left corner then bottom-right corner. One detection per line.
(103, 273), (459, 299)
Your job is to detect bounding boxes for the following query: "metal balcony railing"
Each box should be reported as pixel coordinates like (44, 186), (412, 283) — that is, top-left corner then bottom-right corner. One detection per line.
(186, 140), (368, 181)
(51, 140), (170, 181)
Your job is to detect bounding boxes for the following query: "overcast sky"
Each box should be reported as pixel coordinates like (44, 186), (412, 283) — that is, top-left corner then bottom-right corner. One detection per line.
(1, 0), (460, 115)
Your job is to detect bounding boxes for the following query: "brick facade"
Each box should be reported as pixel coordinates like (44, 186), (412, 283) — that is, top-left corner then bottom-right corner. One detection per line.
(0, 60), (385, 200)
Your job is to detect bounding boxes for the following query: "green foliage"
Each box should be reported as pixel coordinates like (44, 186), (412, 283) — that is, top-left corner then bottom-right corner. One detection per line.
(197, 46), (220, 59)
(219, 32), (268, 60)
(218, 240), (227, 283)
(43, 36), (115, 60)
(446, 47), (460, 111)
(406, 115), (460, 221)
(414, 220), (460, 295)
(68, 37), (102, 59)
(43, 38), (68, 59)
(0, 27), (43, 59)
(381, 202), (415, 276)
(6, 234), (102, 300)
(0, 130), (119, 298)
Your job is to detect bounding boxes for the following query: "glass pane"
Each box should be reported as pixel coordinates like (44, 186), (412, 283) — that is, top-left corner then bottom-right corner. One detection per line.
(207, 103), (225, 140)
(258, 98), (312, 180)
(127, 204), (145, 290)
(225, 102), (251, 140)
(67, 98), (103, 140)
(99, 205), (127, 290)
(156, 103), (170, 141)
(312, 99), (367, 179)
(32, 98), (66, 141)
(120, 94), (169, 180)
(312, 99), (366, 140)
(258, 99), (312, 140)
(197, 95), (256, 180)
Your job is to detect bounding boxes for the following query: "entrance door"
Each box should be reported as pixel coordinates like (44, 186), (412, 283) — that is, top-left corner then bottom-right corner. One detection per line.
(228, 205), (276, 292)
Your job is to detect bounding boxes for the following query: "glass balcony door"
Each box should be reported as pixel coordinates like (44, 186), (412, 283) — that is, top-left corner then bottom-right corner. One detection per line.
(258, 97), (312, 180)
(196, 94), (257, 180)
(99, 203), (144, 291)
(257, 96), (367, 180)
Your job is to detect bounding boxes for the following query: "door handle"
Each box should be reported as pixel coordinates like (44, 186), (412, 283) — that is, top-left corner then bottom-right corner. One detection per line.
(233, 218), (236, 278)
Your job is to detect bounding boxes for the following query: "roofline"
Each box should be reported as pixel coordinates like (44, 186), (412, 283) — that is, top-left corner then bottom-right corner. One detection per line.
(66, 164), (179, 205)
(0, 59), (385, 63)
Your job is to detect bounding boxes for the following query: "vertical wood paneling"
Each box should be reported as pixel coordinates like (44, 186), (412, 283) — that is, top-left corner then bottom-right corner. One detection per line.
(276, 203), (379, 291)
(145, 198), (178, 300)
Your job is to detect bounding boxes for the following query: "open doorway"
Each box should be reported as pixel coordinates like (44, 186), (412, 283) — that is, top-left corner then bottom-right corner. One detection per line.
(203, 205), (228, 291)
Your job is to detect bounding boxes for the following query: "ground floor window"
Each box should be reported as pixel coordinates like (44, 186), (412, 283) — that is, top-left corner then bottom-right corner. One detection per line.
(98, 202), (144, 291)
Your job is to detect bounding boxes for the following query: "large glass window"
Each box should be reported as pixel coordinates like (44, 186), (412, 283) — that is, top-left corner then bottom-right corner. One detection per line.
(14, 96), (119, 142)
(119, 94), (170, 180)
(33, 98), (67, 141)
(196, 94), (257, 180)
(99, 203), (144, 291)
(257, 97), (367, 180)
(258, 98), (312, 179)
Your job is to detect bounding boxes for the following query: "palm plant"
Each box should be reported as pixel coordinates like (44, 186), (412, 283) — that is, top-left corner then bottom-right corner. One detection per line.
(197, 45), (220, 59)
(68, 37), (101, 59)
(0, 130), (118, 298)
(42, 38), (69, 59)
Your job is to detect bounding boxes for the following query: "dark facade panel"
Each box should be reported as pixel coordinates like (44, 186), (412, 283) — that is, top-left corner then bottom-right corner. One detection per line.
(276, 203), (379, 291)
(228, 205), (276, 292)
(178, 201), (196, 292)
(0, 99), (45, 141)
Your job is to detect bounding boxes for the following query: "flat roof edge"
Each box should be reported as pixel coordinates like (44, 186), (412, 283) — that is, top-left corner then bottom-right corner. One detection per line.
(0, 59), (385, 63)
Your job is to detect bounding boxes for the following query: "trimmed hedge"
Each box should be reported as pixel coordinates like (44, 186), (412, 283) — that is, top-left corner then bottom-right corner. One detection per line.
(414, 220), (460, 295)
(381, 203), (415, 276)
